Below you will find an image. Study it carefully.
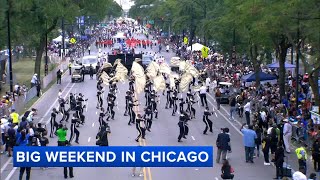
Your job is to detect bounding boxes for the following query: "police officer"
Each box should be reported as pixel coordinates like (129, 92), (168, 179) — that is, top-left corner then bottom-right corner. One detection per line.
(50, 108), (59, 138)
(203, 107), (213, 134)
(144, 106), (153, 132)
(135, 114), (146, 142)
(69, 113), (80, 144)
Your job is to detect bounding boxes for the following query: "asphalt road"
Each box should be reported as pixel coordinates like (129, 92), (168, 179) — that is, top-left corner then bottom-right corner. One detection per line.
(0, 34), (301, 180)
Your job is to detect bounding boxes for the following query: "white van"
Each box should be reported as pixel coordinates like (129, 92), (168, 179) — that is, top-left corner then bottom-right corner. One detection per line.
(81, 55), (98, 73)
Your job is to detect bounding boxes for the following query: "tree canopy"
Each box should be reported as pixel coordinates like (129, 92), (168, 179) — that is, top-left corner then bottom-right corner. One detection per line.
(129, 0), (320, 108)
(0, 0), (122, 77)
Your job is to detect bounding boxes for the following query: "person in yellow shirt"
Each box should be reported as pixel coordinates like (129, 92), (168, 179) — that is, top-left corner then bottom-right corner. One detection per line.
(295, 146), (307, 173)
(10, 109), (19, 125)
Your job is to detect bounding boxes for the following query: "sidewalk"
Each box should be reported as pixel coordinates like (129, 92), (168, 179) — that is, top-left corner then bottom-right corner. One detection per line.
(206, 93), (316, 176)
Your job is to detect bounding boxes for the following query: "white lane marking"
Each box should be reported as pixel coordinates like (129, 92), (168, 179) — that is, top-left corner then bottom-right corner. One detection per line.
(5, 167), (17, 180)
(195, 168), (199, 171)
(215, 178), (218, 180)
(96, 111), (97, 114)
(45, 84), (76, 125)
(92, 123), (95, 127)
(1, 81), (73, 174)
(88, 137), (91, 142)
(1, 159), (12, 174)
(214, 112), (218, 117)
(191, 136), (195, 141)
(207, 93), (242, 126)
(206, 97), (242, 135)
(39, 82), (72, 124)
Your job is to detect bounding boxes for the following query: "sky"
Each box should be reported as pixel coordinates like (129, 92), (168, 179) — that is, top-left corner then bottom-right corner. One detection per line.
(115, 0), (134, 11)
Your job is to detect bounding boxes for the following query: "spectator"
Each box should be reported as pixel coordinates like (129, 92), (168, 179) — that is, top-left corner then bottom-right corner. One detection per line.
(292, 167), (307, 180)
(216, 128), (230, 163)
(311, 139), (320, 172)
(10, 109), (19, 126)
(221, 159), (234, 179)
(16, 130), (31, 180)
(240, 123), (257, 163)
(274, 142), (285, 179)
(30, 73), (38, 88)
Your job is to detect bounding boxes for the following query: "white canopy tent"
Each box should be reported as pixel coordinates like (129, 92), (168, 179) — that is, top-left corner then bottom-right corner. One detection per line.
(113, 32), (127, 39)
(52, 35), (69, 43)
(186, 43), (209, 51)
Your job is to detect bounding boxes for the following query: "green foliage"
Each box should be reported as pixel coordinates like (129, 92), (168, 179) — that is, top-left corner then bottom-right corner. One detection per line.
(0, 0), (123, 78)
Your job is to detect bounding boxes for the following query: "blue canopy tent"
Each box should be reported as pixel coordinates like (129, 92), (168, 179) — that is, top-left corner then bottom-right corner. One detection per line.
(241, 71), (277, 82)
(267, 62), (296, 68)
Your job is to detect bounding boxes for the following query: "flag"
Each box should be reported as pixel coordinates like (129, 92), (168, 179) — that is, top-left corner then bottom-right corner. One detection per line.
(170, 57), (180, 67)
(179, 73), (193, 92)
(114, 59), (122, 66)
(135, 58), (142, 63)
(146, 61), (160, 79)
(153, 75), (166, 92)
(101, 72), (109, 80)
(201, 46), (210, 58)
(184, 62), (199, 78)
(159, 62), (171, 75)
(169, 73), (179, 89)
(193, 85), (201, 92)
(101, 72), (110, 85)
(179, 61), (186, 72)
(131, 61), (146, 94)
(114, 62), (128, 82)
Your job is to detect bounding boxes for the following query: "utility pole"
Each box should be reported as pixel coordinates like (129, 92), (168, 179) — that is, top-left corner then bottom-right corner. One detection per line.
(45, 20), (48, 75)
(62, 18), (65, 58)
(7, 0), (14, 98)
(295, 13), (300, 112)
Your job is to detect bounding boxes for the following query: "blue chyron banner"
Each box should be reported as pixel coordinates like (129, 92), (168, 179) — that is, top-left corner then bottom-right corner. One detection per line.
(13, 146), (213, 167)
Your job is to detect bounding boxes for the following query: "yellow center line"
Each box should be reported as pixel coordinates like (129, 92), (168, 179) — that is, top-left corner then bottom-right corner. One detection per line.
(133, 89), (152, 180)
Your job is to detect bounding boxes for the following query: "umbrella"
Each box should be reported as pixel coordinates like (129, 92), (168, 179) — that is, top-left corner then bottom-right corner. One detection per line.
(267, 62), (296, 69)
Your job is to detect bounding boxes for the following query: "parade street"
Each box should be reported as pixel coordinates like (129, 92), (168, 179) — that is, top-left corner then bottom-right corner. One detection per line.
(1, 43), (279, 180)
